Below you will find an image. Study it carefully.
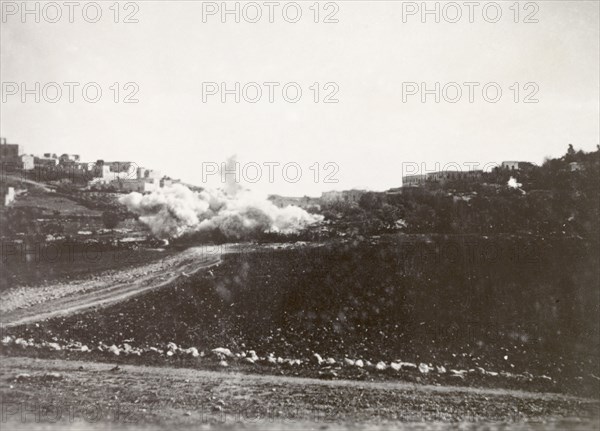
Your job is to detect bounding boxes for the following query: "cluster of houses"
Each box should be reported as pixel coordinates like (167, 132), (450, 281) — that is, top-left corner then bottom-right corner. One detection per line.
(270, 163), (542, 209)
(0, 137), (180, 195)
(314, 162), (545, 205)
(2, 136), (585, 209)
(0, 138), (84, 172)
(401, 162), (537, 187)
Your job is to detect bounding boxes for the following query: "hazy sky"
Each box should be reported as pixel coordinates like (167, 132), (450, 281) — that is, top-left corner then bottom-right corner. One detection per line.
(1, 1), (599, 196)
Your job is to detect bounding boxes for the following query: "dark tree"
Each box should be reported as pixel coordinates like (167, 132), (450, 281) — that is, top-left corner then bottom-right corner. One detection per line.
(102, 211), (120, 229)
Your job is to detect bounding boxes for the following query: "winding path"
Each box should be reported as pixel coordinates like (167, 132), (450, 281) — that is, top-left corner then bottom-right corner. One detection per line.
(1, 247), (220, 327)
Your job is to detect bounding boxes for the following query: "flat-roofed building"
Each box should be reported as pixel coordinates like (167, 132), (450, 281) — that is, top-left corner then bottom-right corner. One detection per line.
(501, 161), (535, 171)
(402, 174), (428, 187)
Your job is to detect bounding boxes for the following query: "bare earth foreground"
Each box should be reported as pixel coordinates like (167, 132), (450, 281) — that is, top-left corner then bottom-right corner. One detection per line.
(1, 246), (599, 429)
(0, 356), (598, 431)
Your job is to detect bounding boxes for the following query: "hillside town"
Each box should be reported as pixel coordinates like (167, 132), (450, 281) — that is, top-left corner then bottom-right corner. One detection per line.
(0, 137), (181, 205)
(1, 136), (591, 213)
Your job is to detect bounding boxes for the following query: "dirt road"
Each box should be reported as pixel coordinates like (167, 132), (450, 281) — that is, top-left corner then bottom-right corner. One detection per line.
(4, 174), (55, 192)
(0, 247), (220, 327)
(0, 356), (598, 430)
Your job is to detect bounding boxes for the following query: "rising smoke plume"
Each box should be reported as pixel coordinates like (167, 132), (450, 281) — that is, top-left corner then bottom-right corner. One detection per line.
(119, 182), (323, 240)
(507, 176), (526, 194)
